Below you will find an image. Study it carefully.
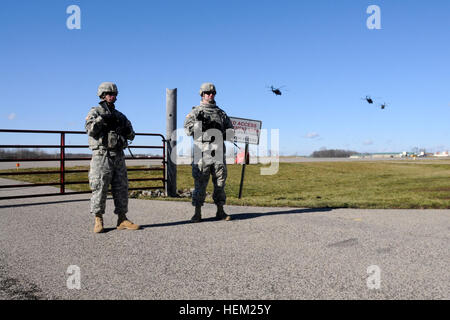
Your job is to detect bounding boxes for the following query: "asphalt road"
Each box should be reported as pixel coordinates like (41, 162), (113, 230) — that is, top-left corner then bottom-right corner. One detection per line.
(0, 178), (448, 300)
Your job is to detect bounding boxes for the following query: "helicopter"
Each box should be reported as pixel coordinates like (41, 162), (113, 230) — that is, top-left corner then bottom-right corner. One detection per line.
(267, 85), (285, 96)
(362, 95), (374, 104)
(362, 95), (387, 109)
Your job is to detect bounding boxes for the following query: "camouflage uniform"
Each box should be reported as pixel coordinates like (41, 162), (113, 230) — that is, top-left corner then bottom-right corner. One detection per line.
(85, 99), (135, 217)
(184, 101), (234, 208)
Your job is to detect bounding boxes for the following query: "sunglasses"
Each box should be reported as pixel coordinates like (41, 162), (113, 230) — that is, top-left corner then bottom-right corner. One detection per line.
(203, 91), (216, 95)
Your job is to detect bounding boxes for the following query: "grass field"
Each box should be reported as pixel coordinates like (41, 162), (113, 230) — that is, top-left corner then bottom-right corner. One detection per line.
(2, 160), (450, 209)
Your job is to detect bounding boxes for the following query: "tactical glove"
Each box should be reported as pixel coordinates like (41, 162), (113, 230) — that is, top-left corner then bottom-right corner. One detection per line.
(197, 111), (223, 131)
(196, 111), (209, 127)
(102, 113), (119, 131)
(120, 126), (132, 137)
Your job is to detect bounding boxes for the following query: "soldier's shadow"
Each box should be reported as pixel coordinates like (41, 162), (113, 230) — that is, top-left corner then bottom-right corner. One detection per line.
(101, 227), (118, 233)
(227, 207), (332, 220)
(139, 207), (333, 229)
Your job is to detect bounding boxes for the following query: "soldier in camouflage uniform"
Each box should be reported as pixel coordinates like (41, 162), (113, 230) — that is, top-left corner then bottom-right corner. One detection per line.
(85, 82), (140, 233)
(184, 82), (234, 222)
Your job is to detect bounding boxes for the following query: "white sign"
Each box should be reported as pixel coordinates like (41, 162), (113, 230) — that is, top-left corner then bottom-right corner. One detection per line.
(230, 117), (262, 145)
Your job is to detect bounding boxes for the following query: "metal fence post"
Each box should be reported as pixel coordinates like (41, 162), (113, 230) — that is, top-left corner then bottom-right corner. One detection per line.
(60, 132), (65, 194)
(238, 140), (249, 199)
(166, 88), (177, 197)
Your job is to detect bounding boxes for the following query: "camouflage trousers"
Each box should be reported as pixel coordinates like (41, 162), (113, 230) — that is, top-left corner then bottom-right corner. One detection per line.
(88, 150), (128, 216)
(192, 157), (227, 207)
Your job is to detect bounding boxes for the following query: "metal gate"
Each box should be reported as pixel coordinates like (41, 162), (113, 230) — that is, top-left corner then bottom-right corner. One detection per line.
(0, 129), (166, 200)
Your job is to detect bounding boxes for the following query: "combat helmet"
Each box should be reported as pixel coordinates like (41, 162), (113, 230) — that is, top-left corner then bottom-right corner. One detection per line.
(97, 82), (118, 98)
(199, 82), (216, 96)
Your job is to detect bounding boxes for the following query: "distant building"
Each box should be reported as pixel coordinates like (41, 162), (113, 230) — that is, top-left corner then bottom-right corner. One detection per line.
(350, 151), (431, 159)
(350, 152), (402, 159)
(433, 151), (449, 157)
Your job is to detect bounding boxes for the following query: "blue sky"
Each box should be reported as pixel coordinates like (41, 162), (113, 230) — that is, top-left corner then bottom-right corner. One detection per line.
(0, 0), (449, 155)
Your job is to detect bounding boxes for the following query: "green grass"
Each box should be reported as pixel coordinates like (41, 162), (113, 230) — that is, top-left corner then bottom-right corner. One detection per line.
(3, 160), (450, 208)
(0, 166), (165, 191)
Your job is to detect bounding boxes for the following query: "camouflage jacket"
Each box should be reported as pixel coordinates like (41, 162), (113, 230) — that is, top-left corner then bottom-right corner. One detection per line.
(85, 102), (135, 153)
(184, 103), (234, 138)
(184, 103), (234, 163)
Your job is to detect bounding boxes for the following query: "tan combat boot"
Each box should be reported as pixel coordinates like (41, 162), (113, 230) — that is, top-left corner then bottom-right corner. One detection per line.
(117, 213), (140, 230)
(94, 215), (104, 233)
(191, 206), (202, 223)
(216, 205), (231, 221)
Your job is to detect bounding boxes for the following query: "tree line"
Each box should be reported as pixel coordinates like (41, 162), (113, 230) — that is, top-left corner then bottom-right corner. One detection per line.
(0, 149), (161, 159)
(0, 149), (88, 159)
(310, 149), (358, 158)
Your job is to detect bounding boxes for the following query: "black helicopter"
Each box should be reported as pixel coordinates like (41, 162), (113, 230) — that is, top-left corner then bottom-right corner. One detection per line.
(362, 95), (386, 109)
(268, 85), (285, 96)
(362, 95), (374, 104)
